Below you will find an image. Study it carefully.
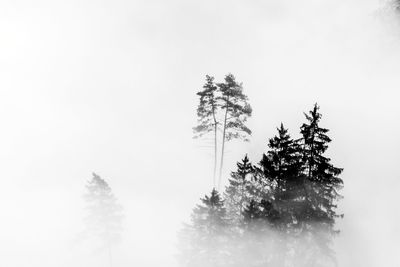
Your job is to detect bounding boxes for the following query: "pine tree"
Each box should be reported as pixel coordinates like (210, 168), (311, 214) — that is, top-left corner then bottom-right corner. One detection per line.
(178, 189), (230, 267)
(300, 104), (343, 222)
(297, 103), (344, 266)
(256, 124), (304, 230)
(84, 173), (123, 267)
(224, 155), (254, 226)
(217, 74), (252, 189)
(184, 104), (344, 267)
(194, 75), (220, 187)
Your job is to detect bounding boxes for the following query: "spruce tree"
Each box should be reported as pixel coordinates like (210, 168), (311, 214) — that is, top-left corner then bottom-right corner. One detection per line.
(297, 103), (344, 266)
(178, 189), (230, 267)
(300, 104), (343, 223)
(257, 123), (304, 230)
(224, 155), (254, 226)
(183, 103), (344, 267)
(84, 173), (123, 267)
(217, 74), (252, 188)
(193, 75), (220, 187)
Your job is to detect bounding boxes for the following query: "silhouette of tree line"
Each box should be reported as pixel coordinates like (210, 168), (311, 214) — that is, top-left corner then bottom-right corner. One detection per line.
(180, 103), (343, 267)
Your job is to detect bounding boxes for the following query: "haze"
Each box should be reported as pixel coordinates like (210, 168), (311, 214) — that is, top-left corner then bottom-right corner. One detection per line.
(0, 0), (399, 266)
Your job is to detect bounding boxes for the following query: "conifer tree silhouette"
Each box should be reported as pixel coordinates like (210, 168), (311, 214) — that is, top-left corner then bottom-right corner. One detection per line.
(178, 189), (230, 267)
(193, 75), (219, 187)
(224, 155), (254, 226)
(217, 74), (252, 189)
(84, 173), (123, 267)
(182, 104), (344, 267)
(297, 103), (343, 266)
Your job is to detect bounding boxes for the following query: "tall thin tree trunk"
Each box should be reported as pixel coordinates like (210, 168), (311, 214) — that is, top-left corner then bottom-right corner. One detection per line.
(218, 99), (229, 190)
(212, 109), (218, 189)
(308, 129), (315, 180)
(239, 176), (245, 221)
(213, 123), (217, 188)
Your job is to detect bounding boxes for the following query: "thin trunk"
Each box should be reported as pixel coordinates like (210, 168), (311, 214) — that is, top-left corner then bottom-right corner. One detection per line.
(212, 107), (218, 188)
(239, 176), (245, 222)
(213, 123), (217, 188)
(218, 98), (229, 190)
(301, 138), (310, 205)
(308, 129), (314, 180)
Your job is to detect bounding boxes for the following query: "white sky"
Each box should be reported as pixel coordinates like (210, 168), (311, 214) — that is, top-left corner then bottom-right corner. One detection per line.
(0, 0), (399, 266)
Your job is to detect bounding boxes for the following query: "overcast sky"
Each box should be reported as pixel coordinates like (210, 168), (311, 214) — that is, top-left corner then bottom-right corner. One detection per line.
(0, 0), (399, 266)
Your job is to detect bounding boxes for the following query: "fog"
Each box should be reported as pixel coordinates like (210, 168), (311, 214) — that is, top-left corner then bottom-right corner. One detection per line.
(0, 0), (399, 266)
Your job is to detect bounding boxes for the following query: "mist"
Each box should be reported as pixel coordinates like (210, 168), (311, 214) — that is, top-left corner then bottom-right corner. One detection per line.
(0, 0), (399, 266)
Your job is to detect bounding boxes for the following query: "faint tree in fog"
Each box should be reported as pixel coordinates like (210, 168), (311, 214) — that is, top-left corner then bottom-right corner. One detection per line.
(84, 173), (123, 267)
(224, 155), (254, 226)
(217, 74), (252, 189)
(193, 75), (220, 187)
(178, 189), (230, 267)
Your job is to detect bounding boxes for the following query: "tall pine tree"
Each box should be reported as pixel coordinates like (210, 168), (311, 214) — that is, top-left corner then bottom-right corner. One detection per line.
(217, 74), (252, 189)
(256, 124), (304, 229)
(300, 104), (343, 225)
(193, 75), (220, 187)
(296, 103), (344, 266)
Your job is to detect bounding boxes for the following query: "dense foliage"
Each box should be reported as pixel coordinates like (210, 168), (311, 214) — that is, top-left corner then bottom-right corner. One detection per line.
(180, 104), (343, 267)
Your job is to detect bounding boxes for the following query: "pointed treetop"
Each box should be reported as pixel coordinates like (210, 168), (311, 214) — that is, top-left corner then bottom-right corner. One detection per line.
(201, 188), (224, 208)
(303, 103), (322, 124)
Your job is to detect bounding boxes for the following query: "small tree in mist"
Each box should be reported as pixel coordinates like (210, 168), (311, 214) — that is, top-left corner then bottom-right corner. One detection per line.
(193, 75), (220, 187)
(84, 173), (123, 267)
(217, 74), (252, 189)
(178, 189), (230, 267)
(224, 155), (254, 226)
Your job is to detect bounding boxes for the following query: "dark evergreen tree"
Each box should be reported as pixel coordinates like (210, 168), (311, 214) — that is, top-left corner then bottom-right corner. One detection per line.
(296, 103), (344, 266)
(182, 103), (344, 267)
(242, 199), (281, 231)
(84, 173), (123, 267)
(193, 75), (220, 187)
(217, 74), (252, 188)
(178, 189), (230, 267)
(257, 123), (304, 230)
(300, 103), (343, 223)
